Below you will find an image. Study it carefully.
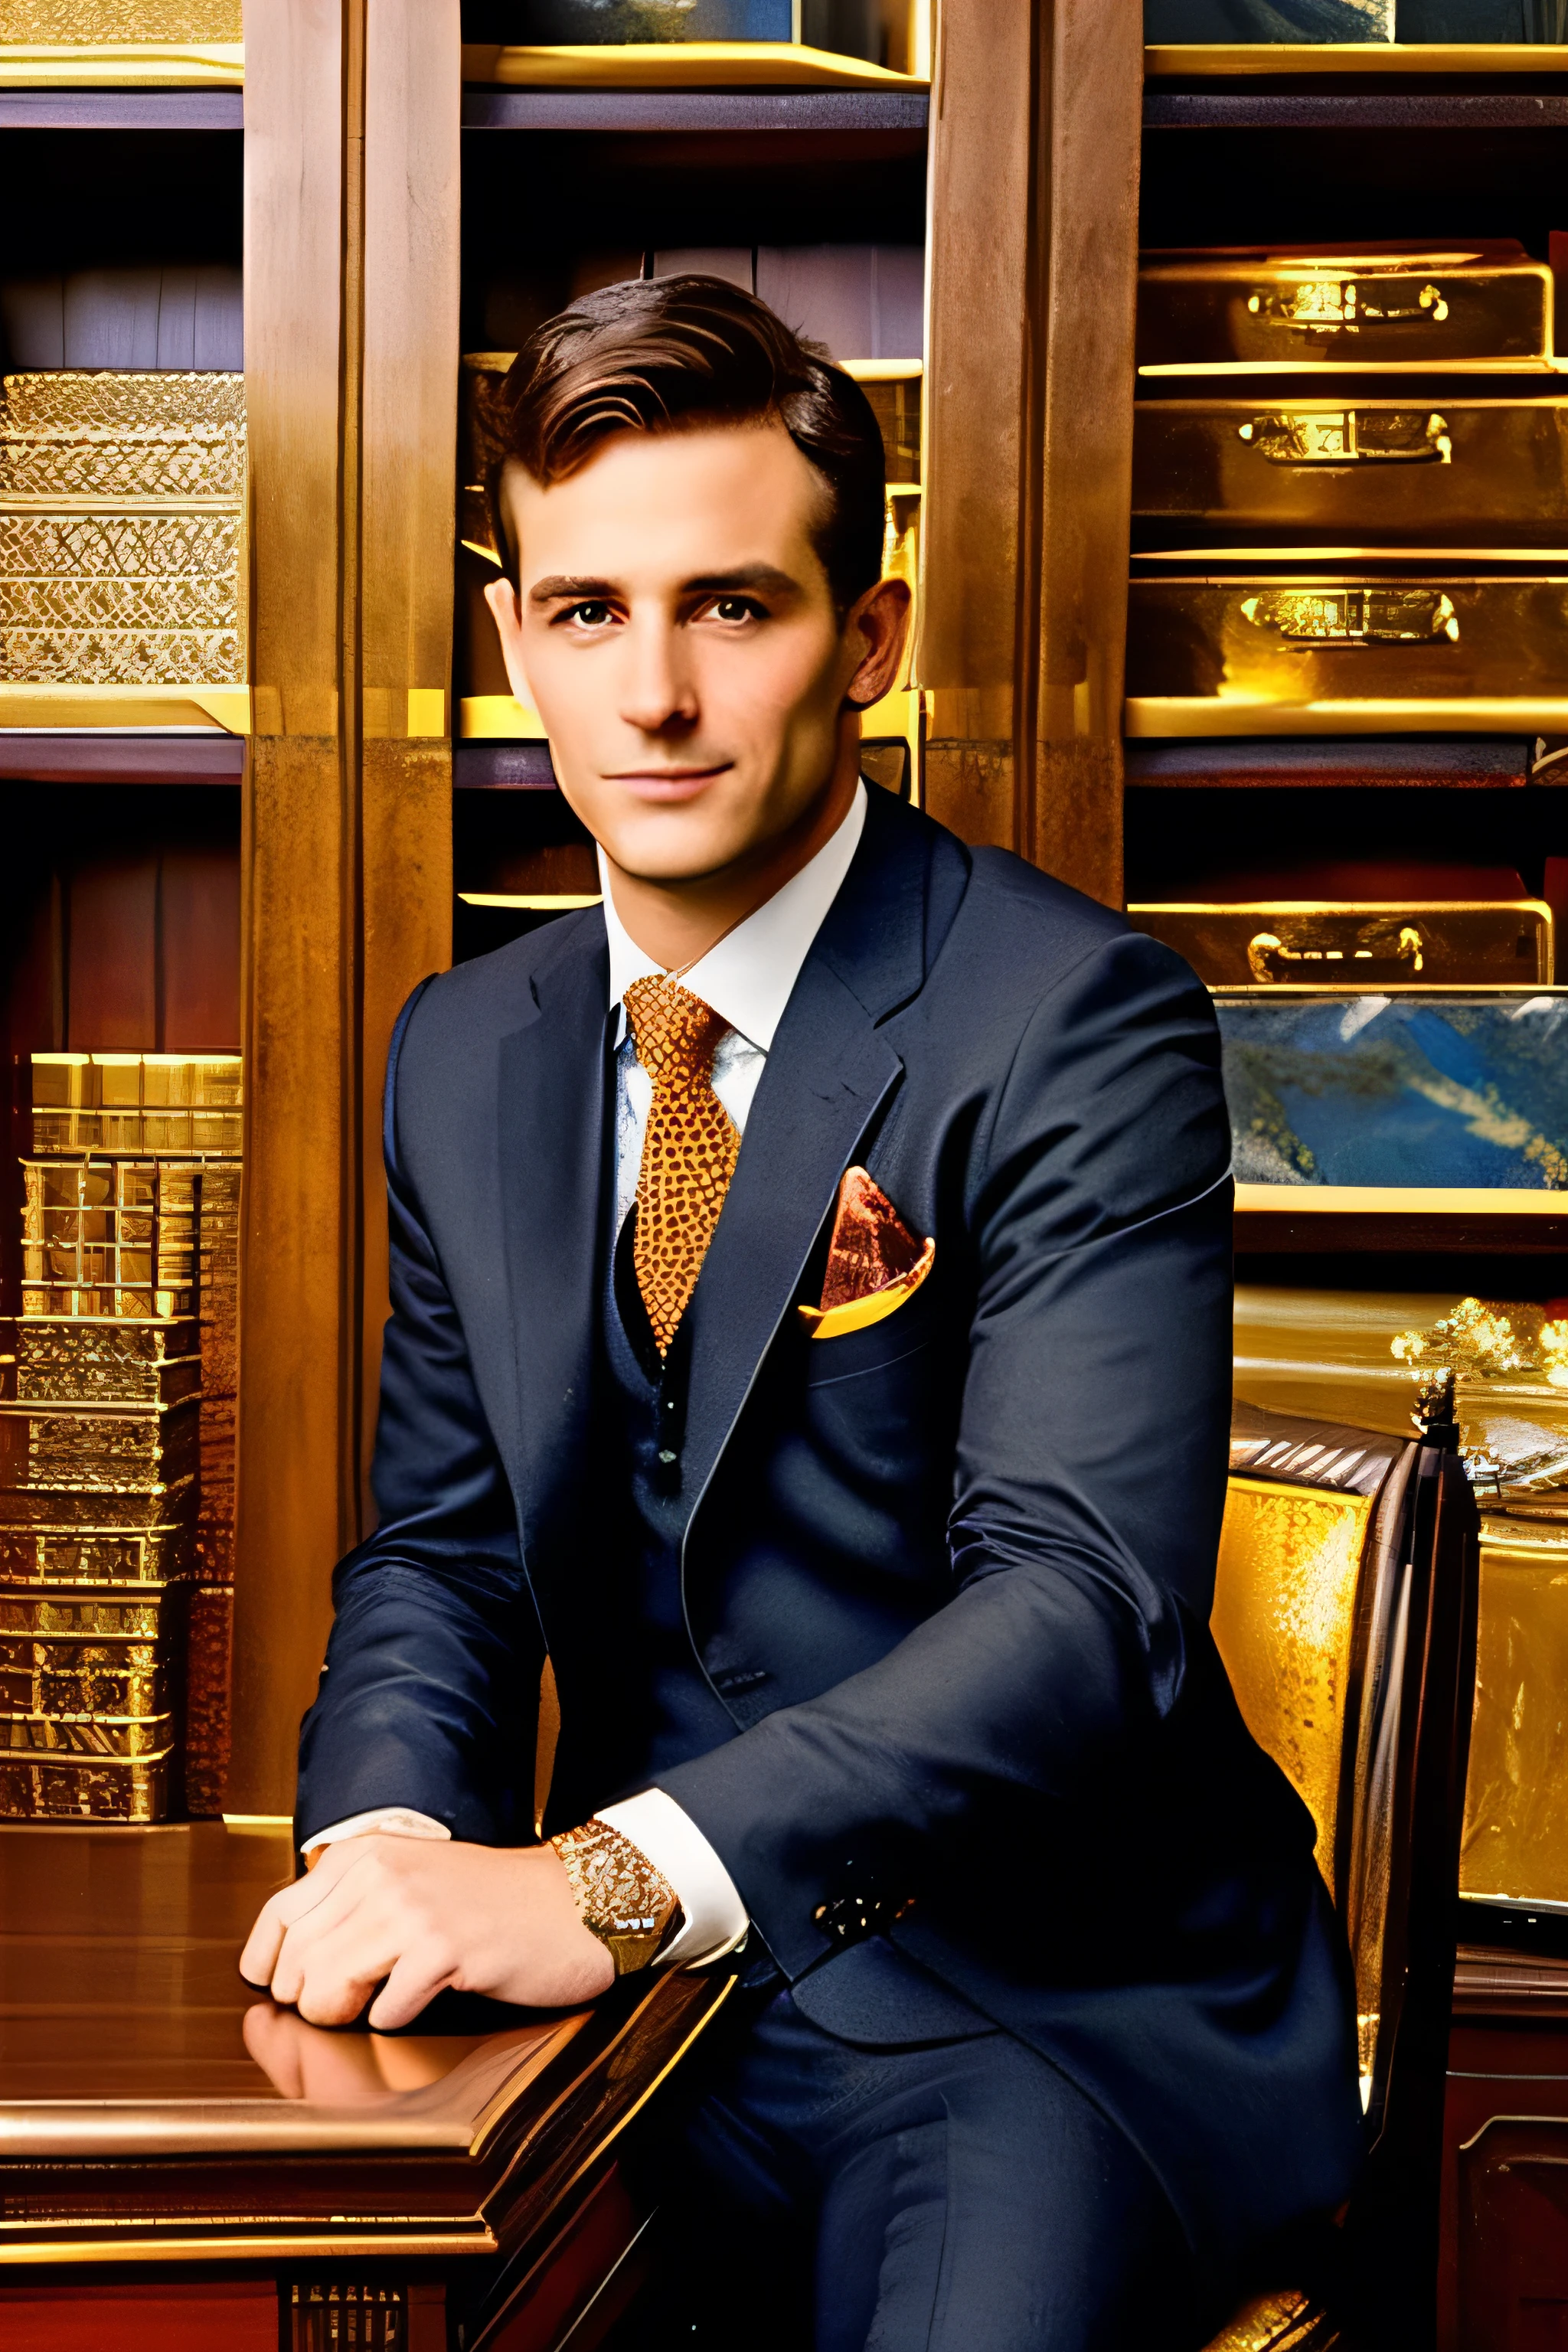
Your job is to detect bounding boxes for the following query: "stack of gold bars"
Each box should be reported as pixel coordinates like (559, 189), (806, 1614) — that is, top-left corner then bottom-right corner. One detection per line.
(0, 1050), (243, 1822)
(0, 368), (245, 691)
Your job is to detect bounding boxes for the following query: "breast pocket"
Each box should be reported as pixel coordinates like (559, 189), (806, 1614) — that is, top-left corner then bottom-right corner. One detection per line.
(800, 1276), (952, 1498)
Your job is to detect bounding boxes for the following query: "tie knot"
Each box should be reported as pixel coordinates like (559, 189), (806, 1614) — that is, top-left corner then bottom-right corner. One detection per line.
(622, 975), (727, 1081)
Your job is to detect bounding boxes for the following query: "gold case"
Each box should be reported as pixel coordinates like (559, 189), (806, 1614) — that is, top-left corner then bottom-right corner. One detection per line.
(1132, 399), (1568, 544)
(1125, 573), (1568, 729)
(1137, 252), (1557, 375)
(0, 371), (246, 689)
(1128, 900), (1555, 987)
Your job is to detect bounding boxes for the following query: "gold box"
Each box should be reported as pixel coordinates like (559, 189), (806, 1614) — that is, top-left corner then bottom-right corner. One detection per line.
(0, 1708), (172, 1757)
(1128, 900), (1554, 987)
(0, 1584), (168, 1635)
(1125, 573), (1568, 724)
(0, 1753), (168, 1824)
(0, 1637), (165, 1717)
(1137, 250), (1557, 375)
(0, 1479), (195, 1531)
(0, 1395), (198, 1494)
(0, 370), (245, 689)
(10, 1318), (201, 1406)
(1132, 399), (1568, 547)
(28, 1051), (96, 1108)
(19, 1284), (196, 1321)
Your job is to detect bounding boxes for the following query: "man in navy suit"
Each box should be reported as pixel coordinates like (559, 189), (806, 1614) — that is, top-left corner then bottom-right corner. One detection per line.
(241, 277), (1363, 2349)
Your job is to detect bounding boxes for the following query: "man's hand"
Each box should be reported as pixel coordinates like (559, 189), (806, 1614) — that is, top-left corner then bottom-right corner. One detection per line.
(238, 1835), (615, 2029)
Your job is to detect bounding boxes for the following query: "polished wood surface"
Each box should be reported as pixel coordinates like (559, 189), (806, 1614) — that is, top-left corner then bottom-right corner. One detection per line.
(231, 0), (359, 1813)
(0, 1821), (733, 2267)
(360, 0), (459, 1514)
(1024, 0), (1142, 909)
(919, 0), (1029, 852)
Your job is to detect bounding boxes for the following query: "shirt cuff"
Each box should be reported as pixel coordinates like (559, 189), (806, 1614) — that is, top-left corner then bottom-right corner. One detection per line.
(596, 1788), (750, 1969)
(299, 1807), (452, 1855)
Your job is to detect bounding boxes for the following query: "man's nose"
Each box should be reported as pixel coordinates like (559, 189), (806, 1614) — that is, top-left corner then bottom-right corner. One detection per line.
(619, 619), (698, 734)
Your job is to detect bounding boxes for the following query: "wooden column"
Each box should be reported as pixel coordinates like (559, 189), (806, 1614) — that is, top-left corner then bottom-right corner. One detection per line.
(920, 0), (1142, 909)
(360, 0), (459, 1512)
(230, 0), (361, 1814)
(230, 0), (459, 1812)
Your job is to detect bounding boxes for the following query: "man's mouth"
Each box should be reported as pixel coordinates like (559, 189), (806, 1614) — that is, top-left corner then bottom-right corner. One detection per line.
(606, 764), (733, 802)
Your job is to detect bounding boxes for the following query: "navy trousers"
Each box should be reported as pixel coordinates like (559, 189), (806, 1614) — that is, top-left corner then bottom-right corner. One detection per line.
(629, 1982), (1213, 2352)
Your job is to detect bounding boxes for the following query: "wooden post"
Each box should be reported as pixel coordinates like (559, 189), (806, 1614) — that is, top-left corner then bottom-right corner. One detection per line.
(231, 0), (460, 1812)
(230, 0), (361, 1815)
(360, 0), (459, 1512)
(921, 0), (1142, 909)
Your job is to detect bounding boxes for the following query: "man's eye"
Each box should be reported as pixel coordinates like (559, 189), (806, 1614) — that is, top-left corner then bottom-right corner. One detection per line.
(569, 601), (614, 628)
(713, 597), (760, 623)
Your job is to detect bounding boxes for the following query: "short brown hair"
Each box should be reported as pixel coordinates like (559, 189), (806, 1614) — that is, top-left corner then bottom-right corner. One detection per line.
(485, 274), (887, 615)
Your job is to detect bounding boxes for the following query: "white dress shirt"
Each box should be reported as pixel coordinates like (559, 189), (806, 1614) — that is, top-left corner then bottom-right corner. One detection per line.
(305, 781), (870, 1972)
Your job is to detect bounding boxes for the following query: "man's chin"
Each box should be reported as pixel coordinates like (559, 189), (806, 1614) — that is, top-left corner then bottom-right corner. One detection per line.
(590, 810), (759, 890)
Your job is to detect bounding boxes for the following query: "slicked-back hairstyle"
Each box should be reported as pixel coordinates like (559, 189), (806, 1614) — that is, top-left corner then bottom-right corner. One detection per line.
(484, 274), (888, 616)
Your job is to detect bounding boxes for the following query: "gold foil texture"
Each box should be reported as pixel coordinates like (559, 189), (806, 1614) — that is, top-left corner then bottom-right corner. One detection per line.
(0, 371), (244, 688)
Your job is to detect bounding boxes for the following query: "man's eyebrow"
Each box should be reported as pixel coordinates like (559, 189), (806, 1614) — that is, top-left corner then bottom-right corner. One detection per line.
(528, 574), (616, 606)
(682, 565), (800, 597)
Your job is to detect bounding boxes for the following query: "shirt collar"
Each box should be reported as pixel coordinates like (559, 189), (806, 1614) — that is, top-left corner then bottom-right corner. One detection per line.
(599, 779), (867, 1052)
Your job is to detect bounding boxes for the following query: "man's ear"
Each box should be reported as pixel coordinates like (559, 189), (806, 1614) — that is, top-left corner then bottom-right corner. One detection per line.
(843, 576), (913, 712)
(483, 574), (537, 714)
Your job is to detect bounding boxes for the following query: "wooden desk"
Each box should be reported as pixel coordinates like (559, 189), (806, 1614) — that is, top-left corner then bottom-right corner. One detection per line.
(0, 1821), (733, 2350)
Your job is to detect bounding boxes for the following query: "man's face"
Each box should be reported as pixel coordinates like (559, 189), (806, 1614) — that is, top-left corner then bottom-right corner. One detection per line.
(489, 420), (897, 883)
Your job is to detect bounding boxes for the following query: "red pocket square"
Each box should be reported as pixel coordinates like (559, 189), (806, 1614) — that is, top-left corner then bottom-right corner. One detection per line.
(819, 1167), (929, 1312)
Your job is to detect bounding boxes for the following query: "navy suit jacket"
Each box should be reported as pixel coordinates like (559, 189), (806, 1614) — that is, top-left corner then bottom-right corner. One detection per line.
(297, 787), (1364, 2270)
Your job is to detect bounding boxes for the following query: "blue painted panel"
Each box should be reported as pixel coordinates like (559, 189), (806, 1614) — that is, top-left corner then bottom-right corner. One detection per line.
(1215, 991), (1568, 1189)
(1144, 0), (1394, 38)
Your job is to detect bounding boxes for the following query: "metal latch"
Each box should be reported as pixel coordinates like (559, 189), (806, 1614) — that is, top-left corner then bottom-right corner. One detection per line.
(1237, 410), (1452, 465)
(1247, 925), (1426, 983)
(1238, 588), (1460, 645)
(1245, 279), (1450, 334)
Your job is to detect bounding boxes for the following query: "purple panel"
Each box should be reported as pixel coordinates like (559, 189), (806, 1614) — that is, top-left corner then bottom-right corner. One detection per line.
(0, 734), (245, 786)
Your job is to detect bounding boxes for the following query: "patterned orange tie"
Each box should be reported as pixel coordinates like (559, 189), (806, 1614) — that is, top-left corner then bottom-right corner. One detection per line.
(622, 975), (740, 1354)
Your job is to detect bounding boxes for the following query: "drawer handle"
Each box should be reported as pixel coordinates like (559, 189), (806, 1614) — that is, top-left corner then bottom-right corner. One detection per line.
(1247, 926), (1425, 983)
(1238, 410), (1451, 466)
(1238, 589), (1460, 645)
(1245, 279), (1450, 334)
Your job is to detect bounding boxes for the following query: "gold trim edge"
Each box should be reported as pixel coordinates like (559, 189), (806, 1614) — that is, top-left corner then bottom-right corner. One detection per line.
(1125, 697), (1568, 737)
(1233, 1183), (1568, 1215)
(0, 2229), (495, 2268)
(1145, 42), (1568, 75)
(0, 42), (242, 88)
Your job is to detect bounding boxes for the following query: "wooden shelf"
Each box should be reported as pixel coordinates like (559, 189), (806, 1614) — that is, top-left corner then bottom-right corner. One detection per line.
(0, 732), (243, 785)
(1146, 41), (1568, 76)
(1235, 1187), (1568, 1254)
(454, 742), (557, 791)
(1125, 737), (1538, 789)
(0, 41), (240, 92)
(1146, 86), (1568, 128)
(462, 86), (927, 135)
(462, 41), (926, 93)
(0, 87), (240, 127)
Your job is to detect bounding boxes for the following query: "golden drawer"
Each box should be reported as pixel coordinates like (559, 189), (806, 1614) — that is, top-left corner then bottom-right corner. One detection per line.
(1125, 573), (1568, 730)
(1129, 899), (1555, 988)
(1137, 250), (1557, 375)
(1132, 400), (1568, 544)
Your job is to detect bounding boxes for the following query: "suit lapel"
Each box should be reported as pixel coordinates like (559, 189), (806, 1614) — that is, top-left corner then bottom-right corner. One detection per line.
(497, 913), (613, 1570)
(678, 789), (949, 1526)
